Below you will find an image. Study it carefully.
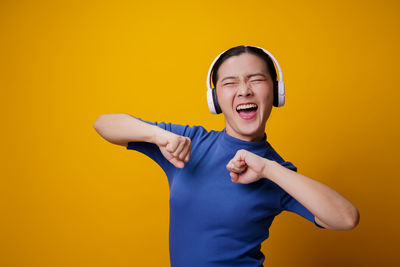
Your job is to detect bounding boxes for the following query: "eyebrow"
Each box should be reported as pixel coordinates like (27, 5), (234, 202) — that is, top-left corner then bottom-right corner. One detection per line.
(220, 73), (267, 83)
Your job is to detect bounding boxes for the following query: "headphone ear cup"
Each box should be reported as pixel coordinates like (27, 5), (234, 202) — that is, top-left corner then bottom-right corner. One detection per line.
(207, 88), (216, 114)
(273, 81), (279, 107)
(212, 88), (222, 114)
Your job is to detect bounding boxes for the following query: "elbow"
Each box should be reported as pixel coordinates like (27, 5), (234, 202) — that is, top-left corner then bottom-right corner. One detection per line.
(341, 207), (360, 230)
(93, 113), (129, 146)
(93, 114), (105, 132)
(94, 113), (129, 130)
(323, 206), (360, 231)
(94, 114), (113, 133)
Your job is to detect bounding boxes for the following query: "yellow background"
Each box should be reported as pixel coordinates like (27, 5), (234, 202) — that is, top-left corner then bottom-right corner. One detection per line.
(1, 0), (399, 266)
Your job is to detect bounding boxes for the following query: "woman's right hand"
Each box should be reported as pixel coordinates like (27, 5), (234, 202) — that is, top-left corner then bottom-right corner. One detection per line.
(154, 129), (191, 168)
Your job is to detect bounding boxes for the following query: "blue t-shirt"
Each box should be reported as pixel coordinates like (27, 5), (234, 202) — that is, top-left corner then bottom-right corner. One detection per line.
(127, 119), (324, 267)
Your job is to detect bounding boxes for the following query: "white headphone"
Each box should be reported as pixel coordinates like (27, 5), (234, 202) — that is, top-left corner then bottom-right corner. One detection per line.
(206, 45), (285, 114)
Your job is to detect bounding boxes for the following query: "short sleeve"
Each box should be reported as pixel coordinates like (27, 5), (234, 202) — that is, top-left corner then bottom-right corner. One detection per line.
(266, 143), (325, 228)
(280, 161), (297, 172)
(126, 117), (201, 185)
(279, 161), (325, 229)
(280, 191), (325, 229)
(272, 155), (325, 229)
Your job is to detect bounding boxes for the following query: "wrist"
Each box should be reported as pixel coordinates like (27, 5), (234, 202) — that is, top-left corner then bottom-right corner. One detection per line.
(261, 158), (278, 181)
(149, 125), (164, 144)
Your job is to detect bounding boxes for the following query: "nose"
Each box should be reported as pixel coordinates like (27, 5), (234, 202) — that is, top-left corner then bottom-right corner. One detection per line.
(237, 81), (253, 97)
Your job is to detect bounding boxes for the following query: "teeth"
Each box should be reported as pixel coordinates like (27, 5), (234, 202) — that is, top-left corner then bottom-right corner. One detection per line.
(236, 104), (258, 111)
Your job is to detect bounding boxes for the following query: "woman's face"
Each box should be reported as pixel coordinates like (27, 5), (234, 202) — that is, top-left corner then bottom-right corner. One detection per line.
(215, 53), (274, 142)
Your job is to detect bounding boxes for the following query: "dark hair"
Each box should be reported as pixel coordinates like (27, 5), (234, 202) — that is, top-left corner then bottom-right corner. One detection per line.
(211, 45), (278, 88)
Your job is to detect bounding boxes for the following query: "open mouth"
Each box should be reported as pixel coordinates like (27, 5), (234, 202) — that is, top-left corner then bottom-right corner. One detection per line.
(236, 103), (258, 120)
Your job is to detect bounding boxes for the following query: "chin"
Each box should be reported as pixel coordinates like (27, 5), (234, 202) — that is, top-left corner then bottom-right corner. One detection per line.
(224, 111), (267, 141)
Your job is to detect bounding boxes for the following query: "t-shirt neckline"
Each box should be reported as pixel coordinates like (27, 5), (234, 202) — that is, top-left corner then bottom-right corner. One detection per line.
(220, 128), (269, 151)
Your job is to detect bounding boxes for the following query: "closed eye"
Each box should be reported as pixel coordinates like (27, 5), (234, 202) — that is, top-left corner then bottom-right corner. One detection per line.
(223, 79), (265, 86)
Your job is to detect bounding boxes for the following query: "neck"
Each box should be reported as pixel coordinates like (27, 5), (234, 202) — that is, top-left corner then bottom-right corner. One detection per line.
(225, 126), (265, 142)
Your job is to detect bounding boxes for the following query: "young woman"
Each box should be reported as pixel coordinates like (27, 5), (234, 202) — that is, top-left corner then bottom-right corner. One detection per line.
(94, 45), (359, 267)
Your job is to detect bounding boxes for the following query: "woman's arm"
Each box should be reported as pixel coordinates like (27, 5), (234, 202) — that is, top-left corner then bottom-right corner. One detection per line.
(226, 149), (360, 230)
(93, 113), (191, 168)
(94, 113), (161, 146)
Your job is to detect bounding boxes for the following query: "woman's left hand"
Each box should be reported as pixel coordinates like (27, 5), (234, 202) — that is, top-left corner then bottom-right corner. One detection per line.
(226, 149), (267, 184)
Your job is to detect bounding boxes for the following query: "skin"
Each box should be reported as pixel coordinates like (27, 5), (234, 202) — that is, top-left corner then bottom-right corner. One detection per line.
(94, 52), (360, 230)
(149, 52), (359, 230)
(218, 53), (359, 230)
(154, 129), (191, 168)
(226, 149), (360, 230)
(215, 53), (274, 142)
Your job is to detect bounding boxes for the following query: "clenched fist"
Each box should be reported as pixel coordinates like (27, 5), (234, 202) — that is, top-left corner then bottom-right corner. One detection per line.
(154, 129), (191, 168)
(226, 149), (268, 184)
